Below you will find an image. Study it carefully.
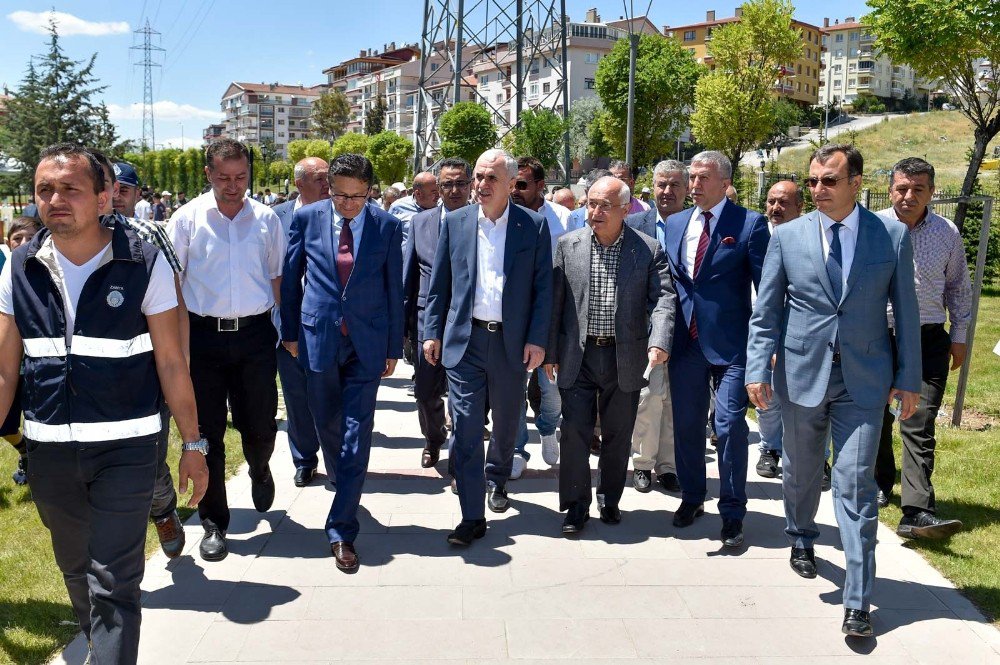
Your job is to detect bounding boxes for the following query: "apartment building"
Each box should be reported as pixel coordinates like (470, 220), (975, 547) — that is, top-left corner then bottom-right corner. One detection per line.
(665, 8), (824, 108)
(220, 82), (324, 158)
(323, 44), (422, 134)
(202, 123), (224, 146)
(819, 17), (919, 107)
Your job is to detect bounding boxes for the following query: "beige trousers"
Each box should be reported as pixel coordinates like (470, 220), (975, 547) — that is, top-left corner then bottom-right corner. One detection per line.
(631, 363), (675, 474)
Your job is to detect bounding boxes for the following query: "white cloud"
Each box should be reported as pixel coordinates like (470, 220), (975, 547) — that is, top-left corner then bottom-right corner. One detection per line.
(7, 10), (130, 36)
(157, 137), (206, 149)
(107, 101), (223, 123)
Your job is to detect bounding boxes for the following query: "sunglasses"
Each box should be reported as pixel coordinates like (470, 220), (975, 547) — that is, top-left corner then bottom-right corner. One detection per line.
(513, 180), (541, 191)
(803, 175), (851, 188)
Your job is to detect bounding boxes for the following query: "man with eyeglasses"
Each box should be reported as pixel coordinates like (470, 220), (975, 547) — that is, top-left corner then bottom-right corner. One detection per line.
(747, 144), (921, 638)
(281, 153), (403, 572)
(404, 158), (472, 470)
(509, 156), (572, 478)
(389, 171), (440, 243)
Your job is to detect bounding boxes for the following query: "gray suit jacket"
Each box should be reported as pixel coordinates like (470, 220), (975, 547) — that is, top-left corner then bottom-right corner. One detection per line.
(626, 208), (657, 242)
(547, 224), (676, 393)
(746, 206), (921, 409)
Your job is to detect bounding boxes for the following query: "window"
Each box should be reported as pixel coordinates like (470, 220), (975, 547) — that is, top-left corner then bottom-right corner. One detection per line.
(835, 34), (844, 43)
(278, 119), (285, 125)
(496, 93), (503, 104)
(835, 49), (844, 58)
(431, 62), (439, 71)
(848, 78), (856, 86)
(529, 83), (538, 98)
(849, 31), (858, 41)
(585, 52), (599, 64)
(277, 107), (285, 113)
(683, 30), (696, 41)
(585, 78), (596, 90)
(479, 74), (489, 87)
(543, 81), (551, 94)
(278, 132), (285, 138)
(797, 64), (802, 74)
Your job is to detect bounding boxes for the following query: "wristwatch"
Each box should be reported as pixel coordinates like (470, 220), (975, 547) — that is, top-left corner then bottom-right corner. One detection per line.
(182, 438), (209, 455)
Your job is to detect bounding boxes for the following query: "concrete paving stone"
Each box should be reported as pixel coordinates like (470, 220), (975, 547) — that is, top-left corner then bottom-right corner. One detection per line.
(504, 618), (637, 659)
(187, 621), (252, 663)
(307, 586), (463, 620)
(387, 512), (463, 532)
(618, 557), (842, 589)
(578, 532), (692, 560)
(873, 609), (1000, 665)
(377, 555), (514, 587)
(134, 607), (218, 664)
(509, 557), (627, 587)
(241, 552), (381, 587)
(463, 585), (690, 620)
(675, 585), (845, 619)
(217, 583), (314, 622)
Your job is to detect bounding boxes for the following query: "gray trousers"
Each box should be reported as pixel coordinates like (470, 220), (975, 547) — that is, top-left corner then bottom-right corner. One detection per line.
(150, 406), (177, 521)
(28, 436), (157, 665)
(631, 363), (675, 474)
(782, 363), (882, 611)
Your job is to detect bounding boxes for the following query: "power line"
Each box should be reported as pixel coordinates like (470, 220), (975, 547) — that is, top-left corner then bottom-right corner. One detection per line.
(162, 0), (214, 75)
(131, 19), (165, 151)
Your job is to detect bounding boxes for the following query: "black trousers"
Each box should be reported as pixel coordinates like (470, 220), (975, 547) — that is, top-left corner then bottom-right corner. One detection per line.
(28, 436), (157, 665)
(414, 334), (448, 450)
(190, 314), (278, 532)
(876, 324), (951, 514)
(558, 341), (640, 513)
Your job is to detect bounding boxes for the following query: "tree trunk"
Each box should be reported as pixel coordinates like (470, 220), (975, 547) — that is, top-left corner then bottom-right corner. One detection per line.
(955, 128), (990, 232)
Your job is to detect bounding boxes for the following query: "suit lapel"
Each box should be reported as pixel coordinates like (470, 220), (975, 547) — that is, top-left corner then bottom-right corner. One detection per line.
(320, 200), (335, 275)
(352, 207), (375, 277)
(696, 201), (731, 283)
(843, 208), (874, 300)
(807, 210), (838, 304)
(617, 227), (637, 287)
(573, 229), (591, 326)
(666, 209), (690, 280)
(503, 202), (522, 279)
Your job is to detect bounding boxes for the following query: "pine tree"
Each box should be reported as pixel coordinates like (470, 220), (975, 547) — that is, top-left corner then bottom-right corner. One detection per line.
(365, 95), (387, 136)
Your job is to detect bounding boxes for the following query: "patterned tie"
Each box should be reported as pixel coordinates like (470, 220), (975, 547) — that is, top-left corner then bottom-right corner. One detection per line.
(689, 210), (713, 339)
(336, 219), (354, 335)
(826, 222), (843, 304)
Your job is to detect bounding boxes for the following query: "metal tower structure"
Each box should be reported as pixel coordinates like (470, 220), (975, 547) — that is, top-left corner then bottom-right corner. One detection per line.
(131, 20), (164, 152)
(413, 0), (570, 183)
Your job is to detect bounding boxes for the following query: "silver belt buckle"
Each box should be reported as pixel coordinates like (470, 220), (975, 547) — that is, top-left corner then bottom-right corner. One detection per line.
(218, 317), (239, 332)
(486, 321), (500, 333)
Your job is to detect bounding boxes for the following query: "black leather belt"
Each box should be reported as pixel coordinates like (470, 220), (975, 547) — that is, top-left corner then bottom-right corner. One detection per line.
(587, 335), (616, 347)
(190, 312), (269, 332)
(472, 318), (502, 332)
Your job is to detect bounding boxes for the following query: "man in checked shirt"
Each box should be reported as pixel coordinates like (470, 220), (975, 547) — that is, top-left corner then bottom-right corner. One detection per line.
(875, 157), (971, 540)
(91, 151), (191, 559)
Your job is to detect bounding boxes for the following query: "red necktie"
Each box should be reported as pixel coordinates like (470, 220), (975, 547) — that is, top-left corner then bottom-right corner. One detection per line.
(337, 219), (354, 335)
(689, 210), (713, 339)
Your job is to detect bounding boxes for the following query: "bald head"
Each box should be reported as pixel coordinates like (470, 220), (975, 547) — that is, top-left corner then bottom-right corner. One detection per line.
(765, 180), (804, 226)
(294, 157), (329, 205)
(551, 187), (577, 210)
(586, 176), (630, 245)
(412, 171), (440, 210)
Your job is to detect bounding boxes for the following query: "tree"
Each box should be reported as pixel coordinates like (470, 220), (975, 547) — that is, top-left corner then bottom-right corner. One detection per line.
(762, 97), (805, 153)
(507, 108), (567, 171)
(287, 139), (333, 163)
(269, 160), (293, 186)
(0, 19), (121, 185)
(595, 33), (702, 167)
(364, 95), (387, 136)
(366, 131), (412, 184)
(866, 0), (1000, 231)
(331, 133), (371, 158)
(310, 90), (351, 141)
(259, 138), (279, 183)
(689, 0), (803, 171)
(438, 101), (497, 165)
(567, 97), (612, 163)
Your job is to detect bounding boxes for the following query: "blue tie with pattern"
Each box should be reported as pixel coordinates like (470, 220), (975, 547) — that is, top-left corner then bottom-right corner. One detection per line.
(826, 222), (843, 304)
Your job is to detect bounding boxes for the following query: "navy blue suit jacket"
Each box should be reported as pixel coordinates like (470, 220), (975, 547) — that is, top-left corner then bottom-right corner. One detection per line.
(664, 200), (770, 366)
(424, 202), (552, 369)
(403, 204), (445, 343)
(626, 208), (658, 244)
(280, 200), (404, 379)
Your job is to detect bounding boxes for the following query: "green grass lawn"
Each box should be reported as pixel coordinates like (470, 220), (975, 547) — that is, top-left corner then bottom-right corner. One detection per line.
(0, 424), (247, 665)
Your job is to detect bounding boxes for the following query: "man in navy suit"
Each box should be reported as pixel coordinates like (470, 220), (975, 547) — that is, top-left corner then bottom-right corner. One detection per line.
(423, 149), (552, 546)
(403, 157), (472, 468)
(280, 154), (403, 572)
(272, 157), (328, 488)
(665, 151), (769, 548)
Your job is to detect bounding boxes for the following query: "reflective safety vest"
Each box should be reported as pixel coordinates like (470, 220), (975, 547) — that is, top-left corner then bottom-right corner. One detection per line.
(11, 225), (162, 443)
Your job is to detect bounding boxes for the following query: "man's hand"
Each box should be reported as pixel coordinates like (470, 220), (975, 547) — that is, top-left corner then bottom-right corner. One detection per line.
(282, 341), (298, 358)
(178, 450), (209, 507)
(523, 343), (545, 372)
(382, 358), (398, 378)
(647, 347), (669, 366)
(950, 342), (967, 371)
(543, 363), (558, 382)
(423, 339), (441, 366)
(888, 388), (920, 421)
(747, 382), (773, 410)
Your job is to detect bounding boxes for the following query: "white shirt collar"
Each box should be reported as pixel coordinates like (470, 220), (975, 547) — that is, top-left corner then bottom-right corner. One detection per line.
(697, 197), (728, 222)
(477, 202), (510, 227)
(333, 201), (367, 227)
(206, 192), (251, 219)
(818, 204), (860, 234)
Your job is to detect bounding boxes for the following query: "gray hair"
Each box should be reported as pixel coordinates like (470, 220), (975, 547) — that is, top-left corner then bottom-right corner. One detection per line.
(653, 159), (688, 181)
(690, 150), (732, 180)
(584, 168), (613, 192)
(383, 186), (401, 199)
(477, 148), (517, 178)
(608, 159), (634, 178)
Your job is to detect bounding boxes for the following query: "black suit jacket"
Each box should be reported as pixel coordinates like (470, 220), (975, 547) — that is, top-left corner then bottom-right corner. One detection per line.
(403, 204), (446, 342)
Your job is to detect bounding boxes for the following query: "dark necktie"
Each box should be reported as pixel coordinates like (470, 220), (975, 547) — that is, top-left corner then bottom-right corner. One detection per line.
(689, 210), (713, 339)
(337, 219), (354, 335)
(826, 222), (843, 304)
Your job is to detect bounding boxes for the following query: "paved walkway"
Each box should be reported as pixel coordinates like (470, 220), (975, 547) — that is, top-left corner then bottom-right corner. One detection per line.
(56, 367), (1000, 664)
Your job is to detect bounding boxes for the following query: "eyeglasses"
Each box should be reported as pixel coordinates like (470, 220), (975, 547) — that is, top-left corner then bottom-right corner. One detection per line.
(513, 180), (531, 191)
(331, 193), (369, 202)
(439, 180), (471, 191)
(586, 200), (619, 213)
(803, 175), (851, 188)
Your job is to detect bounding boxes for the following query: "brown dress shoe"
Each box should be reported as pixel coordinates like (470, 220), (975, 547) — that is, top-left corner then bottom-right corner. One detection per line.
(421, 446), (441, 468)
(331, 541), (359, 573)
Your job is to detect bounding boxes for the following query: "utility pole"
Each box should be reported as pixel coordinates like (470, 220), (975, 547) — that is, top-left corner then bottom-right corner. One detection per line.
(131, 20), (165, 153)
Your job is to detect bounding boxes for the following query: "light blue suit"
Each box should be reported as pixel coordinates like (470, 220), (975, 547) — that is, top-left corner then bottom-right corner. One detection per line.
(747, 206), (920, 611)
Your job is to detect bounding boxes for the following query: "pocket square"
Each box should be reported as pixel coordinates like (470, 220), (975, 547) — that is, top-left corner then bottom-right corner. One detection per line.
(721, 236), (737, 245)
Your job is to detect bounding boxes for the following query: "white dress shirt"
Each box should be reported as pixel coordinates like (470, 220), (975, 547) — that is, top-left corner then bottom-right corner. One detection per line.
(539, 200), (572, 257)
(682, 198), (728, 275)
(473, 203), (509, 321)
(818, 204), (860, 294)
(168, 191), (286, 318)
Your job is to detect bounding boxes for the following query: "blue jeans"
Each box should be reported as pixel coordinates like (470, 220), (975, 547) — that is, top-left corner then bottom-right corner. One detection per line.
(515, 368), (561, 460)
(757, 400), (784, 453)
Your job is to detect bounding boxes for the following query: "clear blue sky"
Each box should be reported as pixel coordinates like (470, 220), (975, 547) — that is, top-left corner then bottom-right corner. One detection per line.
(1, 1), (870, 148)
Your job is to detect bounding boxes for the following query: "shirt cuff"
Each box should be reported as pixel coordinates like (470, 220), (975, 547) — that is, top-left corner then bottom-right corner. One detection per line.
(949, 326), (967, 344)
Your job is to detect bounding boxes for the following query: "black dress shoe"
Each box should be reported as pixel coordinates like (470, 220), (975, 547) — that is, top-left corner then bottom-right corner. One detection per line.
(331, 541), (359, 573)
(721, 518), (744, 547)
(821, 461), (832, 492)
(632, 469), (652, 493)
(199, 522), (228, 562)
(252, 469), (275, 512)
(421, 445), (441, 468)
(897, 510), (963, 540)
(790, 547), (817, 578)
(293, 467), (316, 487)
(877, 490), (891, 509)
(657, 472), (681, 493)
(590, 435), (601, 456)
(447, 519), (487, 545)
(599, 505), (622, 525)
(842, 609), (873, 637)
(487, 482), (510, 513)
(672, 502), (704, 528)
(562, 509), (590, 535)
